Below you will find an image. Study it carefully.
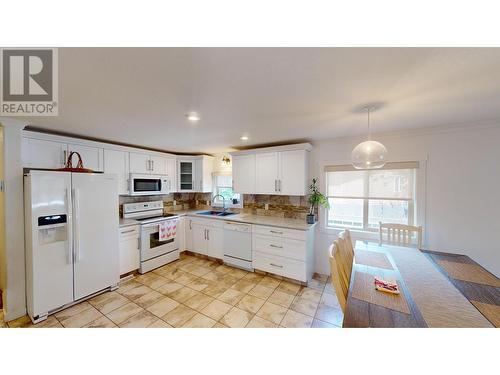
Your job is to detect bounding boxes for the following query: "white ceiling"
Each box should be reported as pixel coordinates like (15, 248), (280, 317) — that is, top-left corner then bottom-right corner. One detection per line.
(23, 48), (500, 153)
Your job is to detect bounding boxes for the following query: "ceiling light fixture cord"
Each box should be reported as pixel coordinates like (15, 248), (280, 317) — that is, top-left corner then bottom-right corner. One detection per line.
(367, 107), (371, 141)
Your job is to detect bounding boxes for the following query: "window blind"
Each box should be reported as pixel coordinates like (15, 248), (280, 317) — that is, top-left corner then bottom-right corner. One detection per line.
(325, 161), (419, 172)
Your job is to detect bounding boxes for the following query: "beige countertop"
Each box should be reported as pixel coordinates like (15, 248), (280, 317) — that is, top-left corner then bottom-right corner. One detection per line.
(120, 210), (316, 230)
(120, 210), (316, 231)
(119, 218), (141, 228)
(177, 210), (316, 231)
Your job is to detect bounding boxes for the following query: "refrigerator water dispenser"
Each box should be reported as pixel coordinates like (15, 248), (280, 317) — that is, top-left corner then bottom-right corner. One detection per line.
(37, 214), (68, 245)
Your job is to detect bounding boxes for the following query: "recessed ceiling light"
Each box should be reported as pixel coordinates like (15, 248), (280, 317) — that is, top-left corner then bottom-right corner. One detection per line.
(240, 136), (249, 141)
(186, 112), (200, 122)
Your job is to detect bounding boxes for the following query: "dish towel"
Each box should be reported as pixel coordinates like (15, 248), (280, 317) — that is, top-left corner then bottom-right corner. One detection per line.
(159, 219), (178, 242)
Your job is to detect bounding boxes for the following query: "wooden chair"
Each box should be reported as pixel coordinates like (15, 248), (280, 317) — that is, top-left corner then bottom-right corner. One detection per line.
(328, 241), (348, 314)
(379, 222), (423, 249)
(338, 229), (354, 283)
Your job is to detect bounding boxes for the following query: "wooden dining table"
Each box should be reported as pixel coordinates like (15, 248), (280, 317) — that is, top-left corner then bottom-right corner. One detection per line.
(343, 241), (494, 328)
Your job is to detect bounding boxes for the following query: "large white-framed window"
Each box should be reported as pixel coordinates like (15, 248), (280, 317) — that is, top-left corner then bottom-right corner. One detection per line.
(325, 162), (418, 232)
(212, 172), (243, 208)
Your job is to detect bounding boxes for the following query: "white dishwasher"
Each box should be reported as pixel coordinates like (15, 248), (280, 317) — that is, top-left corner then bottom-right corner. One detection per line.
(223, 222), (253, 271)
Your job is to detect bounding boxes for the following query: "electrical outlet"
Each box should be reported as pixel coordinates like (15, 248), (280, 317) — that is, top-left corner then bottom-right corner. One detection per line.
(206, 200), (210, 206)
(173, 200), (177, 206)
(265, 203), (269, 210)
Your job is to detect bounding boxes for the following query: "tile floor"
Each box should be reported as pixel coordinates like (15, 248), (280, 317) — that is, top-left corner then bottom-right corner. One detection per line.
(1, 253), (343, 328)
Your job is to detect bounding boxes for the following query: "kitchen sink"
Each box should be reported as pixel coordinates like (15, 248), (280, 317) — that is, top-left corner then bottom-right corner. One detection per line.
(196, 210), (237, 217)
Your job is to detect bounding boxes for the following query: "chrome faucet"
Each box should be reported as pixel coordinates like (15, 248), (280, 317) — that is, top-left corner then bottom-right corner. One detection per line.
(212, 194), (227, 212)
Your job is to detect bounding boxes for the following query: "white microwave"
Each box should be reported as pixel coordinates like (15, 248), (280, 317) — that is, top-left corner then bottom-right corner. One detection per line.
(129, 174), (170, 196)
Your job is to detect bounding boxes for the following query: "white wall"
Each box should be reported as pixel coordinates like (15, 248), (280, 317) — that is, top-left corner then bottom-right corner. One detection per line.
(0, 119), (26, 320)
(212, 152), (232, 174)
(310, 123), (500, 278)
(0, 128), (4, 296)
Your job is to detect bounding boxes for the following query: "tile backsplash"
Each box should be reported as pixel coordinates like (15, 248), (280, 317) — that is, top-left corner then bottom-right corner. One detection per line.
(119, 193), (311, 220)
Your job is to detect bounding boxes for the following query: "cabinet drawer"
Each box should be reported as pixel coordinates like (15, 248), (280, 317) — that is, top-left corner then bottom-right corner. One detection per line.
(252, 234), (306, 261)
(252, 225), (306, 240)
(252, 251), (306, 282)
(119, 226), (139, 238)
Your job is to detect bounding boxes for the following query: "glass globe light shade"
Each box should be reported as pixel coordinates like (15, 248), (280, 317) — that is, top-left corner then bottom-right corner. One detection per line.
(351, 140), (388, 169)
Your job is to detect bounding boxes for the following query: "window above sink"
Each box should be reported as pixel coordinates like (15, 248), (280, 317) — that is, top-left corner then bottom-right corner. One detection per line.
(212, 172), (243, 209)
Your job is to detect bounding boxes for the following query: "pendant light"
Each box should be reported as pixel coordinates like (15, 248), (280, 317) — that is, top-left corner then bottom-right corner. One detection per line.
(351, 106), (388, 169)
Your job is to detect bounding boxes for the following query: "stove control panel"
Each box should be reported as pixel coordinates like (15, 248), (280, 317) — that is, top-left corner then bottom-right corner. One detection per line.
(123, 200), (164, 214)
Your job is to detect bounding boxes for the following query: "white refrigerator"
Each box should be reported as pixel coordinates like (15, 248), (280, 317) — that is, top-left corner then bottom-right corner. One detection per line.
(24, 170), (119, 323)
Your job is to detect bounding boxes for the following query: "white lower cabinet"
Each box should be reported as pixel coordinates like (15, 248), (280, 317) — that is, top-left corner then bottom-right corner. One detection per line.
(183, 216), (315, 282)
(178, 217), (186, 252)
(192, 223), (208, 255)
(185, 217), (193, 251)
(207, 226), (223, 259)
(252, 224), (314, 283)
(186, 217), (223, 260)
(119, 225), (140, 275)
(253, 251), (307, 281)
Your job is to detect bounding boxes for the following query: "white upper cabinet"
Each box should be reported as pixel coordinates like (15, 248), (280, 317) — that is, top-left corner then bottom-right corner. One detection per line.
(195, 156), (214, 193)
(22, 137), (67, 169)
(256, 152), (279, 194)
(129, 152), (171, 176)
(129, 152), (151, 174)
(22, 136), (104, 172)
(178, 156), (213, 193)
(231, 143), (311, 196)
(279, 150), (308, 196)
(104, 149), (129, 195)
(150, 155), (167, 175)
(195, 158), (204, 192)
(166, 157), (177, 193)
(178, 159), (195, 192)
(67, 143), (104, 172)
(232, 154), (256, 194)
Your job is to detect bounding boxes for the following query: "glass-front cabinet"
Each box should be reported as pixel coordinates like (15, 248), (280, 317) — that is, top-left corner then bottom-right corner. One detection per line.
(178, 160), (195, 191)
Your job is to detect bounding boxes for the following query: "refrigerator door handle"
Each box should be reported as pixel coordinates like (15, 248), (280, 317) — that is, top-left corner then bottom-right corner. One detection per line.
(66, 188), (73, 265)
(72, 187), (81, 262)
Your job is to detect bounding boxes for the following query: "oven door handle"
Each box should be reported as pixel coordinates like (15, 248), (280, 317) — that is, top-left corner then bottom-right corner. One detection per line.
(142, 222), (162, 229)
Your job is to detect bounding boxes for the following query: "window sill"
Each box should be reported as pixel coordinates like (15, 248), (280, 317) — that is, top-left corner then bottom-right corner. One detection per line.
(318, 226), (379, 241)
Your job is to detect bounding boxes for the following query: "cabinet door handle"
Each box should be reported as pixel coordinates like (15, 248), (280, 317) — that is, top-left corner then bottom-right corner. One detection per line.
(121, 228), (135, 234)
(270, 263), (283, 268)
(278, 179), (282, 192)
(270, 230), (283, 235)
(62, 149), (67, 166)
(274, 179), (277, 192)
(207, 229), (210, 241)
(204, 229), (207, 240)
(138, 237), (140, 249)
(189, 220), (192, 230)
(152, 160), (154, 171)
(270, 244), (283, 249)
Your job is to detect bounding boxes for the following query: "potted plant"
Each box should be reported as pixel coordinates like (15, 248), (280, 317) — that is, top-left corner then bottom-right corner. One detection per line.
(307, 178), (329, 224)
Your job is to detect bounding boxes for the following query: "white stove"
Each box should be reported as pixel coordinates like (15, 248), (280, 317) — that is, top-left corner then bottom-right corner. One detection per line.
(123, 201), (180, 273)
